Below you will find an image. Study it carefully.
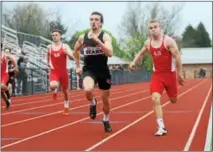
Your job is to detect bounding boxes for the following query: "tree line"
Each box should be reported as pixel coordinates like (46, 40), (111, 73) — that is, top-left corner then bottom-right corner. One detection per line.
(2, 2), (212, 72)
(182, 22), (211, 48)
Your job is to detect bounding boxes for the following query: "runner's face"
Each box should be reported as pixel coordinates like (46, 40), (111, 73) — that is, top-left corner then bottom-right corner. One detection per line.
(90, 15), (101, 30)
(149, 22), (161, 37)
(52, 32), (61, 42)
(4, 49), (11, 55)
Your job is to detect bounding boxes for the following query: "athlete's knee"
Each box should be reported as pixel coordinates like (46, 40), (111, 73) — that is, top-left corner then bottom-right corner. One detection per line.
(49, 81), (58, 89)
(169, 97), (178, 103)
(7, 83), (11, 88)
(84, 84), (93, 94)
(84, 87), (94, 93)
(62, 88), (68, 93)
(1, 83), (7, 91)
(83, 76), (95, 92)
(151, 93), (161, 106)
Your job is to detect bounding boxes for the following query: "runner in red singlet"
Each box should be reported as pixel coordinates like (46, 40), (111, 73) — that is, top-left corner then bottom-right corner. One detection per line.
(129, 19), (184, 136)
(1, 43), (18, 110)
(47, 29), (74, 115)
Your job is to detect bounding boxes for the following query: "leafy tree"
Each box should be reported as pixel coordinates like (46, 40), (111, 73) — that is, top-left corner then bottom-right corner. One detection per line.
(194, 22), (211, 47)
(119, 2), (184, 71)
(3, 3), (49, 37)
(182, 22), (211, 47)
(3, 3), (67, 40)
(182, 24), (197, 47)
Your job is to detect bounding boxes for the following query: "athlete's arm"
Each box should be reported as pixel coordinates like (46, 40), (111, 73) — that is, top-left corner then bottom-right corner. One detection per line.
(129, 40), (149, 71)
(166, 37), (183, 76)
(6, 55), (18, 73)
(93, 33), (113, 57)
(47, 45), (51, 68)
(64, 44), (74, 60)
(9, 64), (16, 72)
(132, 40), (149, 65)
(74, 34), (84, 68)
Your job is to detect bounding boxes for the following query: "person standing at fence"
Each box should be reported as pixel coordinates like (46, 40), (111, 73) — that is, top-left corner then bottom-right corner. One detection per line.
(74, 11), (113, 132)
(17, 52), (28, 95)
(129, 19), (184, 136)
(47, 29), (74, 115)
(1, 45), (18, 110)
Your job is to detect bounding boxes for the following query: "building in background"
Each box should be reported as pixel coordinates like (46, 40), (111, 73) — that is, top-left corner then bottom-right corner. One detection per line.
(181, 47), (212, 78)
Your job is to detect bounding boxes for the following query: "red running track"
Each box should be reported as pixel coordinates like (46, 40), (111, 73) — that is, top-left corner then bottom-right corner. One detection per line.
(1, 78), (212, 151)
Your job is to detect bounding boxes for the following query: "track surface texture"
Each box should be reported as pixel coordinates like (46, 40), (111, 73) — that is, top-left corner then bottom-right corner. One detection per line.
(1, 78), (212, 151)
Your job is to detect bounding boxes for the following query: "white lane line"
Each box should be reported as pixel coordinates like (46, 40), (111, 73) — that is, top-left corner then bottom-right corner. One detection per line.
(183, 85), (212, 151)
(85, 80), (206, 151)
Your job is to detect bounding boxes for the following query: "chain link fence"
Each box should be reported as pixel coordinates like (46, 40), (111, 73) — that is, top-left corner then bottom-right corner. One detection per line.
(12, 68), (151, 96)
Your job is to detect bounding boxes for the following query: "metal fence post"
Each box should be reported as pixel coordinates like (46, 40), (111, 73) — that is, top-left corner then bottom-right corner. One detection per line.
(31, 69), (34, 95)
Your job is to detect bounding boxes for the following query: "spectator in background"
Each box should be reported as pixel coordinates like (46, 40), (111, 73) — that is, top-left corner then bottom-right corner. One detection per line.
(203, 68), (206, 77)
(118, 64), (124, 71)
(17, 51), (28, 95)
(199, 68), (206, 78)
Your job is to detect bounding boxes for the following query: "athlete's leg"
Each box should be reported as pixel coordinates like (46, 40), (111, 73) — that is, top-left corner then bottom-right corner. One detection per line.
(1, 83), (7, 92)
(1, 91), (10, 110)
(49, 70), (59, 100)
(1, 91), (7, 101)
(1, 74), (10, 110)
(7, 83), (12, 97)
(83, 75), (97, 119)
(5, 86), (11, 104)
(1, 83), (10, 110)
(1, 73), (8, 91)
(151, 92), (163, 119)
(165, 72), (178, 104)
(82, 68), (98, 119)
(6, 80), (12, 103)
(100, 89), (112, 132)
(98, 75), (112, 132)
(60, 72), (70, 115)
(83, 76), (95, 101)
(101, 90), (110, 119)
(49, 81), (59, 91)
(150, 73), (167, 136)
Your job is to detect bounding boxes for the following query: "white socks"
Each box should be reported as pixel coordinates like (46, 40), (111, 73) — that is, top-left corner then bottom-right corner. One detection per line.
(157, 118), (165, 129)
(91, 98), (96, 106)
(103, 113), (109, 122)
(64, 100), (69, 108)
(90, 97), (109, 121)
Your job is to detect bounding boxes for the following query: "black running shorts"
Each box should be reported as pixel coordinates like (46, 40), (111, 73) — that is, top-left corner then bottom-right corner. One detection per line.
(82, 66), (112, 90)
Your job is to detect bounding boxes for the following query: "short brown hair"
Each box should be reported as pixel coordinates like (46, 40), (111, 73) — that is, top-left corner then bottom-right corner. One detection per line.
(148, 19), (160, 25)
(51, 29), (62, 35)
(91, 11), (104, 24)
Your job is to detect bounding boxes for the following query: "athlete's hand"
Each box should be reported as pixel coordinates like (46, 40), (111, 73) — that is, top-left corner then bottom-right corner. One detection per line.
(178, 74), (184, 86)
(89, 33), (99, 43)
(129, 62), (136, 71)
(76, 67), (82, 76)
(15, 67), (19, 73)
(47, 64), (51, 70)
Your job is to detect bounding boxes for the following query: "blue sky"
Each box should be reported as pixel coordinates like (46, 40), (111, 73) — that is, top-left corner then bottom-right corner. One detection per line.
(2, 1), (212, 40)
